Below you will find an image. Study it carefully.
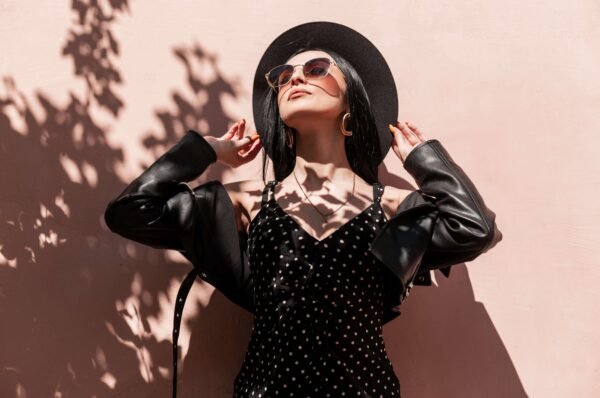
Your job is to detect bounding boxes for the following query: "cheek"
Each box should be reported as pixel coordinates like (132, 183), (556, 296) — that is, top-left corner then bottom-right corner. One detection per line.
(277, 89), (286, 102)
(277, 88), (291, 105)
(319, 77), (343, 96)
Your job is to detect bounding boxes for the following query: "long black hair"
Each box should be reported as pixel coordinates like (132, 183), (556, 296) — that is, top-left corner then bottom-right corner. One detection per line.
(258, 46), (382, 185)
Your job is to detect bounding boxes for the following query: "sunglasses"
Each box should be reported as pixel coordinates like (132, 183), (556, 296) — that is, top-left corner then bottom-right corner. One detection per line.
(265, 57), (338, 91)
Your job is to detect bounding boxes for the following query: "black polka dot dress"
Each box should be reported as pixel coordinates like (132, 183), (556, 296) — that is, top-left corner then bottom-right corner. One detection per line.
(233, 180), (401, 398)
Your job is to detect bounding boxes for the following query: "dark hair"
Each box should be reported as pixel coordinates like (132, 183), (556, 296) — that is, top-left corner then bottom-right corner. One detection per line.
(258, 46), (382, 185)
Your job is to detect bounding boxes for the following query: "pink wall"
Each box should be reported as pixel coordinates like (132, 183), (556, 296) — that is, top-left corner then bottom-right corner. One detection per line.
(1, 1), (598, 397)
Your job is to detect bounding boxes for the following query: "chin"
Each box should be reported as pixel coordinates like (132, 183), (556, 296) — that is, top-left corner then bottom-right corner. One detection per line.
(284, 105), (340, 121)
(282, 103), (334, 116)
(281, 108), (320, 125)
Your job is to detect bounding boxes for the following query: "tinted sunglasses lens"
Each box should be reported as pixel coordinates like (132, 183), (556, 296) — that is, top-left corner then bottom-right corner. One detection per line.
(268, 65), (293, 88)
(268, 58), (332, 88)
(304, 58), (331, 78)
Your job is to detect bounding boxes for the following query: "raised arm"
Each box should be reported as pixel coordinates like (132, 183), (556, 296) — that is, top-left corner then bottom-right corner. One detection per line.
(104, 128), (259, 397)
(406, 138), (502, 268)
(103, 129), (254, 312)
(371, 138), (503, 291)
(104, 130), (217, 251)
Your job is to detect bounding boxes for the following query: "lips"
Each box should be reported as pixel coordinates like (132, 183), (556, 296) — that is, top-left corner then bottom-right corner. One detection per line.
(288, 89), (311, 100)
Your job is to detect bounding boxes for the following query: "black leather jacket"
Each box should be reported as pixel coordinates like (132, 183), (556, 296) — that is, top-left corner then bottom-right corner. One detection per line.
(104, 129), (502, 396)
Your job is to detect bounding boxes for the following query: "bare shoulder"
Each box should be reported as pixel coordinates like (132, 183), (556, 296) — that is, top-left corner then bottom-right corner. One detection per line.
(380, 183), (414, 219)
(222, 178), (267, 235)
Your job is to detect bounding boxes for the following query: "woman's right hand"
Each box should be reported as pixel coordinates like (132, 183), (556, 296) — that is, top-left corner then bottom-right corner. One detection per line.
(205, 118), (262, 168)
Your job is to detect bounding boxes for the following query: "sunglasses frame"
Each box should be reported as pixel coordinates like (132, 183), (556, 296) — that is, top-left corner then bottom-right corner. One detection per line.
(265, 57), (339, 92)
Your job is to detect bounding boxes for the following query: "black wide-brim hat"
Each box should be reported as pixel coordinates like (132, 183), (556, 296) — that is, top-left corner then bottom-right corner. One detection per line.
(252, 21), (398, 165)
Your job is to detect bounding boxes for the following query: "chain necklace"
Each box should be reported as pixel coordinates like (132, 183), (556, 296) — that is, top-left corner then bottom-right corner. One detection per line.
(292, 169), (356, 220)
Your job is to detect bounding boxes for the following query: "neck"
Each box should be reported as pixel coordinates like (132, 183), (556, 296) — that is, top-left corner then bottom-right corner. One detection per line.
(288, 118), (353, 190)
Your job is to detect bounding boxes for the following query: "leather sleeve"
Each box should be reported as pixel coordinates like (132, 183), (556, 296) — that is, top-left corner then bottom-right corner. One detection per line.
(103, 130), (254, 313)
(400, 139), (503, 278)
(104, 129), (217, 251)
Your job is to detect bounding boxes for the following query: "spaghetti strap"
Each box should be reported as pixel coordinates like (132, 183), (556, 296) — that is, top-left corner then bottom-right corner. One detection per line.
(261, 180), (278, 206)
(372, 181), (385, 203)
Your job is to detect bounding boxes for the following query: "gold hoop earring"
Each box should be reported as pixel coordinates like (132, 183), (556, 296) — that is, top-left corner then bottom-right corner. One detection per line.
(285, 127), (294, 149)
(340, 112), (353, 136)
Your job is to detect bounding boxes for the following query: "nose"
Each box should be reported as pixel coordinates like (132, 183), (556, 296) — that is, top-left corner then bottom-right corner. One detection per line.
(289, 65), (307, 85)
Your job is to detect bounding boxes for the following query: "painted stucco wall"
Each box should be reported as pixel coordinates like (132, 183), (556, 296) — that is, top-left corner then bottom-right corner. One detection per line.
(1, 1), (598, 397)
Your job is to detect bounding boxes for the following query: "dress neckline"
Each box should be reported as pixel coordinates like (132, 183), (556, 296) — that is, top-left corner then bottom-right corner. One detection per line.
(264, 179), (384, 244)
(272, 199), (377, 243)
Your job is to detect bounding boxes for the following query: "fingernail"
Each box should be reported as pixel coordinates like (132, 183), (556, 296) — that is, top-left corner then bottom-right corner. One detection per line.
(251, 133), (260, 140)
(388, 124), (395, 134)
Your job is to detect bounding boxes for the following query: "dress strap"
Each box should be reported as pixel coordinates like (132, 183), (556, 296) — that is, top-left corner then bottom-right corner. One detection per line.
(372, 181), (385, 203)
(261, 180), (278, 206)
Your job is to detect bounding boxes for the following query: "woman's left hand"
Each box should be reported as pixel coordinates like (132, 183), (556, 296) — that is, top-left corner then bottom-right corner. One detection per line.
(388, 120), (429, 163)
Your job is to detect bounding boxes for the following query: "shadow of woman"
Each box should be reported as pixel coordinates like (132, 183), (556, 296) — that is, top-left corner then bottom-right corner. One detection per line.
(385, 265), (528, 398)
(378, 151), (525, 398)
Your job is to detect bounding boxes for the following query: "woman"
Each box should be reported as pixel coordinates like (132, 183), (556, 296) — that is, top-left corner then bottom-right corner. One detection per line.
(105, 22), (502, 398)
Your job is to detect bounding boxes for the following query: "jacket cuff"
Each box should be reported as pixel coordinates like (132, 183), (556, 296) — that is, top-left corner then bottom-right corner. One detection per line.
(188, 129), (218, 162)
(131, 129), (218, 197)
(402, 139), (444, 184)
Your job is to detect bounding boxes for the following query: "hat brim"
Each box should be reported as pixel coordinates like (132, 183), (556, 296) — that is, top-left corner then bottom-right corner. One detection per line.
(252, 21), (397, 164)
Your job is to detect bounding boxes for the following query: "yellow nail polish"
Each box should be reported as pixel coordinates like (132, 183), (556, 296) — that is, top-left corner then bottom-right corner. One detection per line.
(388, 124), (395, 134)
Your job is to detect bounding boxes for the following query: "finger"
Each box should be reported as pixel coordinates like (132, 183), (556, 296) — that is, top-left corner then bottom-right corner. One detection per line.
(224, 121), (240, 139)
(390, 139), (401, 160)
(238, 135), (257, 154)
(238, 137), (261, 157)
(396, 120), (415, 137)
(234, 134), (258, 150)
(388, 123), (403, 140)
(405, 121), (428, 141)
(388, 125), (407, 158)
(236, 118), (246, 140)
(388, 123), (410, 146)
(396, 120), (419, 146)
(240, 136), (262, 157)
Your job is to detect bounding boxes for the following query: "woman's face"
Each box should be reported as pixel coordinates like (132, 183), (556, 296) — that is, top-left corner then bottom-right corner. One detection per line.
(275, 50), (348, 129)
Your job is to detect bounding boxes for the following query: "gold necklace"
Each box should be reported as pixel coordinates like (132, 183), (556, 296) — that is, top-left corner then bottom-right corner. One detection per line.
(292, 169), (356, 220)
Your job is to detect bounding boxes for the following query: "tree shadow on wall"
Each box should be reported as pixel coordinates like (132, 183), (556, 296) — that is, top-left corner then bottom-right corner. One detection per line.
(0, 1), (252, 397)
(0, 1), (527, 398)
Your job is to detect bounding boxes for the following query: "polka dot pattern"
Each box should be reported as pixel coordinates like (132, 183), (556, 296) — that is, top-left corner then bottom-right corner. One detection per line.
(233, 180), (401, 397)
